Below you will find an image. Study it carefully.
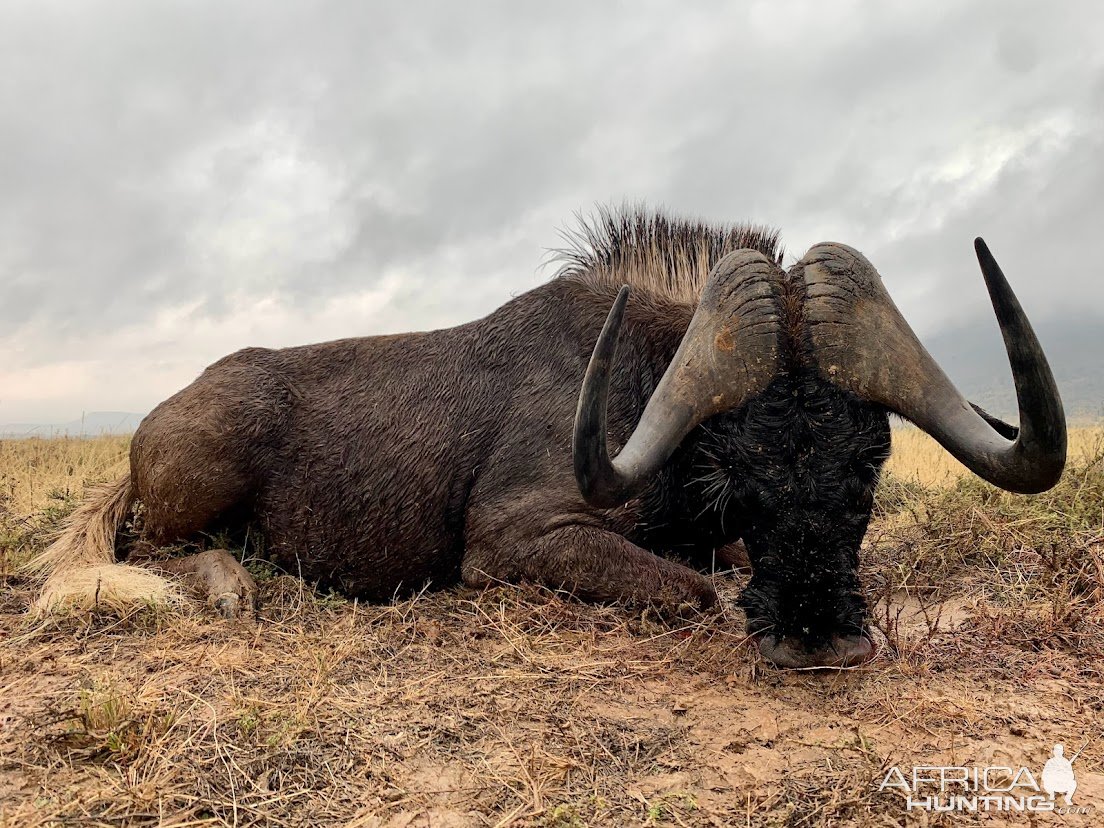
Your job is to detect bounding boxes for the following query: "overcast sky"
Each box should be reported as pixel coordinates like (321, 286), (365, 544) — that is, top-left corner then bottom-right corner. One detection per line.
(0, 0), (1100, 422)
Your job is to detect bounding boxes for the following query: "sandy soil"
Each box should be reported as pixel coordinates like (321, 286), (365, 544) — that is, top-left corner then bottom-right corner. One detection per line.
(2, 568), (1101, 827)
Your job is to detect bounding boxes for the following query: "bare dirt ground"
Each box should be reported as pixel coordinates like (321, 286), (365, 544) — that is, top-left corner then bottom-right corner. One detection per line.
(1, 433), (1103, 826)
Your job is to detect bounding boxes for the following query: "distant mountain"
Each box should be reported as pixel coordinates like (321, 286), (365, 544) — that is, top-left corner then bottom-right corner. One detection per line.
(0, 411), (145, 438)
(925, 313), (1103, 424)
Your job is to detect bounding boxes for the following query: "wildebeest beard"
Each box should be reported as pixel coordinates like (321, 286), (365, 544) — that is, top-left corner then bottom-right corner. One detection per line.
(651, 368), (891, 657)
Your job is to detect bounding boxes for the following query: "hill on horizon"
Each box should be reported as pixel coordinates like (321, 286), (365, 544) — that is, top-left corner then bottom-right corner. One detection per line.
(926, 312), (1103, 424)
(0, 411), (144, 438)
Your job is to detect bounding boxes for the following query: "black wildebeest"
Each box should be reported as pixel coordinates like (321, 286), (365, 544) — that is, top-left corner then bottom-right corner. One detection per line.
(31, 209), (1065, 668)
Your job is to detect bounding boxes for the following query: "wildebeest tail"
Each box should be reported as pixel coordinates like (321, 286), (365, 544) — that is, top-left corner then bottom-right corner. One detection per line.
(24, 473), (180, 615)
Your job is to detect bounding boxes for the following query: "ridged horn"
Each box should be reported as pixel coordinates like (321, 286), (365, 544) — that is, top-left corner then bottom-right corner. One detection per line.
(795, 239), (1065, 493)
(573, 250), (784, 507)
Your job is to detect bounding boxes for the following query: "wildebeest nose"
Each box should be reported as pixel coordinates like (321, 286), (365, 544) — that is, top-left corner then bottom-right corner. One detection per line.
(756, 633), (875, 669)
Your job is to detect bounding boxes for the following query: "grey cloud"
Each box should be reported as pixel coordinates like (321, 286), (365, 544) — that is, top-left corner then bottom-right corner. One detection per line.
(0, 0), (1101, 420)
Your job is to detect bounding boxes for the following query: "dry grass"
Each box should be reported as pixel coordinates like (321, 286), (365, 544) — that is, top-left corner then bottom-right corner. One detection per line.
(884, 425), (1104, 487)
(0, 435), (130, 519)
(2, 432), (1103, 826)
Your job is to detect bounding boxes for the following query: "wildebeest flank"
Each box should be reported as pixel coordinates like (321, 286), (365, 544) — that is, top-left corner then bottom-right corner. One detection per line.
(29, 208), (1066, 668)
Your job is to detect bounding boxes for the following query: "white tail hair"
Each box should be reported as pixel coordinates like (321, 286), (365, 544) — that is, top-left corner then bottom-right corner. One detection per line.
(24, 474), (180, 615)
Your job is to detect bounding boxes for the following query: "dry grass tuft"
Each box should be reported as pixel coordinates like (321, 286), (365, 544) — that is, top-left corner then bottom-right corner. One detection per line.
(884, 425), (1104, 487)
(2, 431), (1103, 826)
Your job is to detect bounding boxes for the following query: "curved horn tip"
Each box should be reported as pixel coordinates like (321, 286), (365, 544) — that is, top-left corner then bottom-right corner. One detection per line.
(572, 284), (635, 509)
(606, 285), (631, 334)
(973, 237), (1002, 293)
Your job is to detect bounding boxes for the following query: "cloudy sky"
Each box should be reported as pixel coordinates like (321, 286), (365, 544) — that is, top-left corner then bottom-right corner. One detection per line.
(0, 0), (1100, 423)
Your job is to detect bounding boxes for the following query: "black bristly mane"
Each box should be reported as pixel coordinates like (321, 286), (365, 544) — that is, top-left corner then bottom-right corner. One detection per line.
(551, 204), (783, 305)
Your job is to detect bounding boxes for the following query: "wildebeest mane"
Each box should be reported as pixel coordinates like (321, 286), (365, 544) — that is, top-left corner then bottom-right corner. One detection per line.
(551, 205), (783, 305)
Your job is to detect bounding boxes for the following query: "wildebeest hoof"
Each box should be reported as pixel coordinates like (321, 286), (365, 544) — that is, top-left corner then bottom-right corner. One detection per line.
(211, 591), (244, 619)
(158, 549), (259, 620)
(714, 540), (751, 571)
(756, 633), (876, 670)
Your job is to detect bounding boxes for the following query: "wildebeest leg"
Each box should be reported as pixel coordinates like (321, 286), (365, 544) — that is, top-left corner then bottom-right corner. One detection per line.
(156, 550), (259, 619)
(462, 525), (717, 613)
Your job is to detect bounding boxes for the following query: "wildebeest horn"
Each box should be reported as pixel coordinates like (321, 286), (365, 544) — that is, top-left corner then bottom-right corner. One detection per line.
(796, 239), (1066, 493)
(573, 250), (783, 508)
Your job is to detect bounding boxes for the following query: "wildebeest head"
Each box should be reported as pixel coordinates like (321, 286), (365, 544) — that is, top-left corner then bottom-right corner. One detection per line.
(573, 233), (1066, 668)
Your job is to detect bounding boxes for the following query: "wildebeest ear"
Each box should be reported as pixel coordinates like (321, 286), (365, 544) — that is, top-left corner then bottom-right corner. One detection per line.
(969, 402), (1019, 440)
